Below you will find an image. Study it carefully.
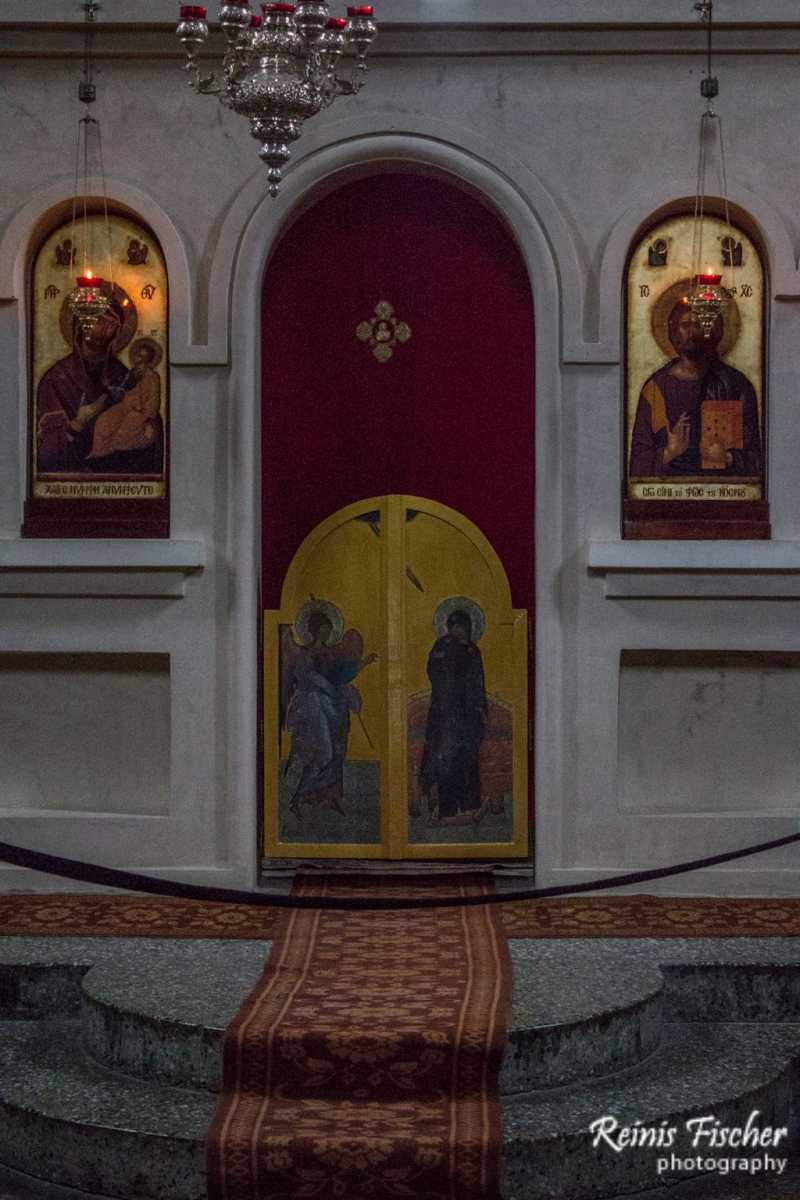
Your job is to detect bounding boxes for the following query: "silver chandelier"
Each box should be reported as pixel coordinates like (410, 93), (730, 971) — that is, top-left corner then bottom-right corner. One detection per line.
(176, 2), (378, 196)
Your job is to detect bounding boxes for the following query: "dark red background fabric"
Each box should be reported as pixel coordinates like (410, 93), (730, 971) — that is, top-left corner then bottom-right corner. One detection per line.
(261, 173), (534, 611)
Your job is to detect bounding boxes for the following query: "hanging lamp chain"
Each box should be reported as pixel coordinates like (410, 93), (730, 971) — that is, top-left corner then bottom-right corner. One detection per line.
(689, 0), (735, 338)
(79, 1), (100, 106)
(67, 0), (116, 336)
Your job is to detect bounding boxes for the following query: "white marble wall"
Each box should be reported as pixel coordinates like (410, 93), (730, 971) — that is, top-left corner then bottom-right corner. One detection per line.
(1, 2), (799, 893)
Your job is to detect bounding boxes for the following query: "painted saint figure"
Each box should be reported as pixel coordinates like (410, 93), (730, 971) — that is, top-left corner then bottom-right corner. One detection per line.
(629, 301), (761, 478)
(88, 339), (162, 461)
(36, 296), (163, 475)
(280, 604), (377, 816)
(420, 607), (487, 823)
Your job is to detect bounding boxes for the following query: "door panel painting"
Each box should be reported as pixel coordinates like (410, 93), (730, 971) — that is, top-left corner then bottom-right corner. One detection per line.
(264, 496), (527, 860)
(405, 505), (526, 852)
(265, 501), (385, 853)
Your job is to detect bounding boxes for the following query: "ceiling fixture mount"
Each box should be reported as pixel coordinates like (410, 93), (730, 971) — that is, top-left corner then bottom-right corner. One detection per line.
(176, 1), (378, 197)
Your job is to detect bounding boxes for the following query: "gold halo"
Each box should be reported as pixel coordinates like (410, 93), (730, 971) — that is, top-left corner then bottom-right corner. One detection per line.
(59, 283), (138, 355)
(650, 278), (741, 361)
(433, 595), (486, 642)
(293, 598), (345, 647)
(128, 336), (163, 369)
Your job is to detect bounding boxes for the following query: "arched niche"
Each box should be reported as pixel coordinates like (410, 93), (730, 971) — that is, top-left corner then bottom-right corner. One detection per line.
(23, 208), (169, 538)
(622, 204), (768, 540)
(259, 169), (535, 862)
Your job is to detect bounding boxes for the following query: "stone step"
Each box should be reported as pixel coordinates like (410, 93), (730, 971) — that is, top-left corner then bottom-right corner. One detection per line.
(502, 1020), (800, 1200)
(0, 1015), (797, 1200)
(1, 1156), (800, 1200)
(0, 1018), (213, 1200)
(662, 959), (800, 1023)
(504, 945), (664, 1092)
(7, 937), (800, 1101)
(73, 938), (666, 1093)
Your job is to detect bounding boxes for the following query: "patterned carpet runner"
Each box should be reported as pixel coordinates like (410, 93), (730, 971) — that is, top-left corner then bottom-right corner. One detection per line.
(2, 892), (800, 939)
(206, 872), (511, 1200)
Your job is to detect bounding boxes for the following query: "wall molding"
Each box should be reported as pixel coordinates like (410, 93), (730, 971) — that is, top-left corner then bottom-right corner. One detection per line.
(0, 539), (205, 598)
(589, 540), (800, 599)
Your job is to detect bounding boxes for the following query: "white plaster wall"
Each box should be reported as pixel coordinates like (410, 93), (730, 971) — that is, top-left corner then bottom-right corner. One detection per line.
(1, 4), (799, 893)
(0, 653), (171, 815)
(618, 652), (800, 816)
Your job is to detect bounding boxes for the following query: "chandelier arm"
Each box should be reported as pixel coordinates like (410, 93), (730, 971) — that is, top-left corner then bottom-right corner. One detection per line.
(304, 46), (323, 87)
(182, 59), (222, 95)
(221, 40), (251, 94)
(325, 75), (359, 98)
(174, 3), (377, 197)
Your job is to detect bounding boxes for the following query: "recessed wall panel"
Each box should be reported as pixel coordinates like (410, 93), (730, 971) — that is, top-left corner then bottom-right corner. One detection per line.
(0, 653), (170, 815)
(619, 651), (800, 815)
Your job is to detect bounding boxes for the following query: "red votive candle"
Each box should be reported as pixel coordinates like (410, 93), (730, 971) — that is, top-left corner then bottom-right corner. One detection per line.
(250, 12), (262, 24)
(180, 6), (207, 18)
(326, 16), (346, 26)
(695, 272), (722, 285)
(76, 276), (103, 288)
(263, 2), (295, 10)
(347, 5), (373, 13)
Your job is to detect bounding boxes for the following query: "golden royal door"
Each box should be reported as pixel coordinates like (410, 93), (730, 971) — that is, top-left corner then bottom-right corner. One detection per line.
(263, 495), (528, 860)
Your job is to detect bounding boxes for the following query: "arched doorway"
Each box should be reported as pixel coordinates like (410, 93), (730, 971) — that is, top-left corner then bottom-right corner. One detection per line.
(261, 171), (535, 860)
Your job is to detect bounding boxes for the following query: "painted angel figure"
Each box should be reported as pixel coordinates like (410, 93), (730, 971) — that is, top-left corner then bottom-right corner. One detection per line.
(280, 601), (377, 816)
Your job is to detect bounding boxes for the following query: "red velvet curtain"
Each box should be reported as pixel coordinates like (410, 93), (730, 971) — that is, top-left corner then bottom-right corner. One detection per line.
(261, 173), (534, 612)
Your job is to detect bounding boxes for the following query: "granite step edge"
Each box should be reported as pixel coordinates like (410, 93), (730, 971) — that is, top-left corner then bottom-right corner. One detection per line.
(501, 1021), (800, 1200)
(0, 1018), (213, 1200)
(79, 950), (668, 1094)
(0, 1019), (797, 1200)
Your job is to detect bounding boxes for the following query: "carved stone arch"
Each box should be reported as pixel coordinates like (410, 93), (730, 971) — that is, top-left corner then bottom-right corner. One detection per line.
(225, 134), (566, 882)
(0, 180), (194, 358)
(214, 118), (580, 357)
(596, 184), (798, 357)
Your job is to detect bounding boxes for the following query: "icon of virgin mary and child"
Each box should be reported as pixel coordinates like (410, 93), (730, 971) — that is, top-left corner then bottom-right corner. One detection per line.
(36, 289), (163, 476)
(279, 599), (378, 816)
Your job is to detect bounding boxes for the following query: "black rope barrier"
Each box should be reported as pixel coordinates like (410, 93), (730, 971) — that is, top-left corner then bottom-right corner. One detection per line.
(0, 831), (798, 911)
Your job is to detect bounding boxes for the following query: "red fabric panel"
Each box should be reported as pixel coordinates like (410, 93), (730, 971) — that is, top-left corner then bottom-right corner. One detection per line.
(261, 174), (534, 609)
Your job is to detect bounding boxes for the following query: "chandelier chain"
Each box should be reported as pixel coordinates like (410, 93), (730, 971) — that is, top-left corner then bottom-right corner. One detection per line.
(66, 0), (116, 337)
(96, 120), (115, 292)
(688, 0), (730, 338)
